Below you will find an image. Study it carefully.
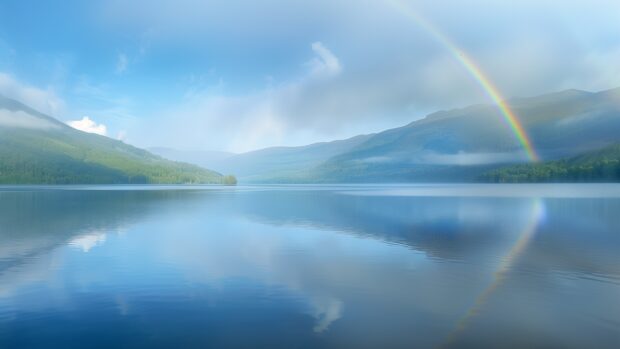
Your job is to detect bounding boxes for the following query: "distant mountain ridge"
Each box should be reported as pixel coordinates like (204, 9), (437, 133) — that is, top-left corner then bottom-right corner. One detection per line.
(0, 95), (226, 184)
(315, 87), (620, 182)
(151, 134), (375, 183)
(157, 87), (620, 183)
(148, 147), (235, 168)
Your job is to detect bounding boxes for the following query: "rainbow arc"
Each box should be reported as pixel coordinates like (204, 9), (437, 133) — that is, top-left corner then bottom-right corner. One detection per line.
(387, 0), (540, 162)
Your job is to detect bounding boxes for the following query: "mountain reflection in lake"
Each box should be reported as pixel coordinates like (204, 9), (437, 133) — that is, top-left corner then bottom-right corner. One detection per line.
(0, 185), (619, 349)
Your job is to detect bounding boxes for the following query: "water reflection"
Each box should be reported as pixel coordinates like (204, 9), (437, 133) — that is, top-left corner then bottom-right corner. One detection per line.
(442, 199), (545, 348)
(68, 231), (108, 252)
(0, 185), (618, 349)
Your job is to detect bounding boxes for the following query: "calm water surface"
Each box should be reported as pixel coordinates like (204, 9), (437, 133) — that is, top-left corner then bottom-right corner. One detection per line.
(0, 184), (619, 348)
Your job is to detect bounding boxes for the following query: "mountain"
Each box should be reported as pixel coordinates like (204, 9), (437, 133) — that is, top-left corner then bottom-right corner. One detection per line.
(157, 134), (374, 183)
(164, 87), (620, 183)
(482, 142), (620, 182)
(310, 87), (620, 182)
(193, 87), (618, 183)
(141, 87), (620, 184)
(0, 95), (226, 184)
(148, 147), (235, 168)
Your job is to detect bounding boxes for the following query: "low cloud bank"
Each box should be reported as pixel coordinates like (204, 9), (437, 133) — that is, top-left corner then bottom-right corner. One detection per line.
(0, 109), (59, 130)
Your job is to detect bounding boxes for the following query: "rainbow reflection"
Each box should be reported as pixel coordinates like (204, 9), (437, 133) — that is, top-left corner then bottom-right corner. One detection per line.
(439, 199), (546, 348)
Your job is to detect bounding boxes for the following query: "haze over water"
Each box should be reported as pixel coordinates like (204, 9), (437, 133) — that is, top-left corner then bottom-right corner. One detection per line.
(0, 184), (619, 349)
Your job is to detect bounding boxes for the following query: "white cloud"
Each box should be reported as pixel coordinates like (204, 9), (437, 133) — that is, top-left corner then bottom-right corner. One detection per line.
(416, 151), (530, 165)
(0, 110), (60, 130)
(67, 116), (108, 136)
(308, 42), (342, 77)
(116, 53), (129, 74)
(141, 42), (345, 152)
(0, 72), (65, 116)
(117, 129), (128, 141)
(103, 0), (620, 152)
(352, 151), (531, 166)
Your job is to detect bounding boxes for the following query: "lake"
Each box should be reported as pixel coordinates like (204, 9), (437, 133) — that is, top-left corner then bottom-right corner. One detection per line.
(0, 184), (619, 348)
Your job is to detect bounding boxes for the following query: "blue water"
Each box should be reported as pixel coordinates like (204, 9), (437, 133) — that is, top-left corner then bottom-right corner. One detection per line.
(0, 184), (619, 348)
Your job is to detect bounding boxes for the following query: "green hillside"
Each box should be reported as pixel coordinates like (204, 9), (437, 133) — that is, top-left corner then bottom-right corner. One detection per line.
(481, 143), (620, 183)
(0, 95), (228, 184)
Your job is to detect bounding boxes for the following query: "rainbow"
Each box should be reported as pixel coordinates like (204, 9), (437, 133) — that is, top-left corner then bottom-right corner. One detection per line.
(439, 199), (545, 348)
(386, 0), (540, 162)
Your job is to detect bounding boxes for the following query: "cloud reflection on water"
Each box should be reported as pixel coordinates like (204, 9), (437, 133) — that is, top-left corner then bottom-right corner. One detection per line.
(68, 232), (107, 252)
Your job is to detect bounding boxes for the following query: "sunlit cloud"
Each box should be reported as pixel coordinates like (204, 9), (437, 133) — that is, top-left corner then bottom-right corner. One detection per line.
(67, 116), (108, 136)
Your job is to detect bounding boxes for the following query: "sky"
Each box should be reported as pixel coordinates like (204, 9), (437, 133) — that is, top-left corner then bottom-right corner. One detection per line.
(0, 0), (619, 153)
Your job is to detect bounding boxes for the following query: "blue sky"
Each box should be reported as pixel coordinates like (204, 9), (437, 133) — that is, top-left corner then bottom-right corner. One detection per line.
(0, 0), (619, 152)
